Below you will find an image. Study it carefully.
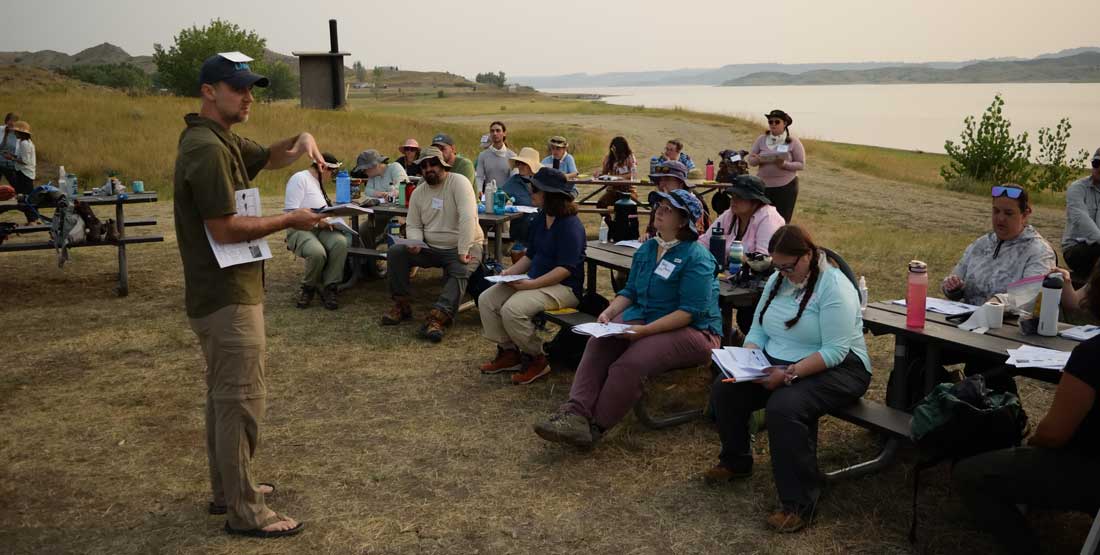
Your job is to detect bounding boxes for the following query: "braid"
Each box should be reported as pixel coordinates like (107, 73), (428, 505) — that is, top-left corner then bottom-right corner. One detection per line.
(785, 249), (820, 328)
(757, 274), (784, 326)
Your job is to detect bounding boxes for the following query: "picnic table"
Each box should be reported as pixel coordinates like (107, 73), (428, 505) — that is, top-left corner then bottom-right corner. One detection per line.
(0, 192), (164, 296)
(570, 178), (727, 208)
(824, 300), (1076, 481)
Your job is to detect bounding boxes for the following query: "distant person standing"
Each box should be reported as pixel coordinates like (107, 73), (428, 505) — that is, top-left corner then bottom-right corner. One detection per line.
(475, 121), (515, 193)
(748, 110), (805, 223)
(0, 112), (20, 186)
(395, 138), (422, 178)
(5, 121), (36, 196)
(542, 136), (579, 179)
(431, 133), (476, 191)
(1062, 147), (1100, 284)
(173, 52), (326, 539)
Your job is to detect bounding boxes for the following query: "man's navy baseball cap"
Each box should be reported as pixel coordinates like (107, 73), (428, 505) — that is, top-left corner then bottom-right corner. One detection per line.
(199, 51), (269, 90)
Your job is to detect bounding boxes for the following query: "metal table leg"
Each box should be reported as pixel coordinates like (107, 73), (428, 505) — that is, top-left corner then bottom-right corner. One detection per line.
(115, 199), (128, 297)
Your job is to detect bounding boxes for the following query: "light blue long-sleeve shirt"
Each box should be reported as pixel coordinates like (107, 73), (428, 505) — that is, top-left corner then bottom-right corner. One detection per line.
(744, 264), (871, 373)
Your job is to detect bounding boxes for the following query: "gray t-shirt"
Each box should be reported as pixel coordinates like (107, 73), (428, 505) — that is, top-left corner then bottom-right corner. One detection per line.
(476, 146), (515, 193)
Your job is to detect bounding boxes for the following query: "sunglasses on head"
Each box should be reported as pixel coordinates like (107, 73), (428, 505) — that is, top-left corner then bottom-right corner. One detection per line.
(653, 165), (673, 174)
(991, 185), (1023, 199)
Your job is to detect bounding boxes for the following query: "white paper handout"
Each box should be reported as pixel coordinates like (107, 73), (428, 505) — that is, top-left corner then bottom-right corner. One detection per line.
(205, 188), (272, 269)
(326, 217), (359, 236)
(513, 206), (539, 214)
(596, 175), (623, 181)
(711, 347), (772, 382)
(1060, 324), (1100, 341)
(387, 234), (429, 249)
(614, 239), (644, 249)
(891, 298), (979, 316)
(485, 274), (531, 283)
(1005, 345), (1071, 371)
(315, 203), (373, 216)
(572, 322), (635, 338)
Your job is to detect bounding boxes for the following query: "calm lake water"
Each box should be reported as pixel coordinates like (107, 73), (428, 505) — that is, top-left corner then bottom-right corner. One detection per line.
(544, 83), (1100, 155)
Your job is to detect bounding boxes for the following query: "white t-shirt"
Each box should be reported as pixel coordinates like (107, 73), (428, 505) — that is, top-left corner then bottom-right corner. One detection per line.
(284, 169), (328, 210)
(15, 139), (35, 179)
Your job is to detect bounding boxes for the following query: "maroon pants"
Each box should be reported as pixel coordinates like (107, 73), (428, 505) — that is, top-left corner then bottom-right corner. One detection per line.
(562, 318), (720, 429)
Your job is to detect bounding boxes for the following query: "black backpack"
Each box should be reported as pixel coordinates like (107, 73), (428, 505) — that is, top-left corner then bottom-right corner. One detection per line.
(544, 292), (610, 371)
(907, 375), (1028, 543)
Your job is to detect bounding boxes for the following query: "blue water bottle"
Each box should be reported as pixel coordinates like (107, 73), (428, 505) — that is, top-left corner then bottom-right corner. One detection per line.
(492, 189), (508, 215)
(335, 170), (351, 204)
(728, 240), (744, 276)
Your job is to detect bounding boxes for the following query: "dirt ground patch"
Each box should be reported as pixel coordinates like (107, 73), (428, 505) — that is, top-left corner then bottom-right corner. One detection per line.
(0, 112), (1090, 554)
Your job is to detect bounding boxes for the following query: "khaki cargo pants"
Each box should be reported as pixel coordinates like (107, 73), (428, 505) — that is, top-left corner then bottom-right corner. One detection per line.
(189, 303), (270, 530)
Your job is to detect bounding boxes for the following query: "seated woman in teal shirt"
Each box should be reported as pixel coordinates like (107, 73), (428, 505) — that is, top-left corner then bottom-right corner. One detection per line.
(534, 189), (723, 448)
(705, 224), (870, 533)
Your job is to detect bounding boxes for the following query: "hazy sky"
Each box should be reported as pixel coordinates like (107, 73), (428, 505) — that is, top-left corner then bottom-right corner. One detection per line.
(4, 0), (1096, 78)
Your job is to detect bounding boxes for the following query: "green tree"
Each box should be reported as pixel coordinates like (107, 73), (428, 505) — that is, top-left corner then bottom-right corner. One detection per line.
(61, 63), (150, 92)
(941, 94), (1032, 187)
(1033, 118), (1091, 192)
(152, 19), (266, 96)
(254, 60), (297, 101)
(353, 61), (367, 83)
(474, 71), (507, 87)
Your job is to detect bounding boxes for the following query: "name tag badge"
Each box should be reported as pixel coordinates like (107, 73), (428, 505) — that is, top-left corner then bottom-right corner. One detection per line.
(430, 197), (444, 210)
(777, 144), (790, 154)
(655, 259), (677, 279)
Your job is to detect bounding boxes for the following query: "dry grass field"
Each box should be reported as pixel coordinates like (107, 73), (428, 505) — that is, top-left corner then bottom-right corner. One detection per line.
(0, 70), (1094, 554)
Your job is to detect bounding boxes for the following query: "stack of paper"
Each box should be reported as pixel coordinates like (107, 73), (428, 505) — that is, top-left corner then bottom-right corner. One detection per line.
(315, 203), (373, 216)
(1005, 345), (1071, 370)
(711, 347), (771, 382)
(387, 235), (429, 248)
(891, 298), (979, 316)
(1060, 325), (1100, 341)
(485, 274), (530, 284)
(513, 206), (539, 214)
(572, 322), (635, 338)
(614, 239), (644, 249)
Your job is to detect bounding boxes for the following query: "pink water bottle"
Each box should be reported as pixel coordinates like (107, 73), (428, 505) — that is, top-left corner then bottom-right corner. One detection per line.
(906, 260), (928, 329)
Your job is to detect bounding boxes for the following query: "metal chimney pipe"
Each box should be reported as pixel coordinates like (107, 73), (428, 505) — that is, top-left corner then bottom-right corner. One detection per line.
(328, 19), (342, 108)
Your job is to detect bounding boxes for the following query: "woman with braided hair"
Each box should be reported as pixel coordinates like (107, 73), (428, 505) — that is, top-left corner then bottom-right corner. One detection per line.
(703, 225), (871, 533)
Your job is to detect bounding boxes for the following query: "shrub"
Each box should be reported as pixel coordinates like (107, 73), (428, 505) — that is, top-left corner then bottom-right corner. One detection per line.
(941, 94), (1032, 187)
(60, 63), (150, 93)
(1033, 117), (1090, 192)
(152, 19), (266, 97)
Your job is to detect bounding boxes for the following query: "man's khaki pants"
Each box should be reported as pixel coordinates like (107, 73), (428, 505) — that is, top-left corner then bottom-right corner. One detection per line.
(189, 303), (270, 530)
(478, 283), (578, 355)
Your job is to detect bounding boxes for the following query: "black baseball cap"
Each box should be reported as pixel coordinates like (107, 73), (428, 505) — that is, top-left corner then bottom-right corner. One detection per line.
(199, 52), (269, 90)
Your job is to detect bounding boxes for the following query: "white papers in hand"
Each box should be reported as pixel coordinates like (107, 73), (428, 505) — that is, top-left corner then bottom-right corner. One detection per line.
(891, 298), (979, 316)
(485, 274), (531, 283)
(614, 239), (644, 249)
(205, 188), (272, 268)
(316, 203), (373, 216)
(387, 234), (429, 248)
(711, 347), (771, 382)
(572, 322), (635, 338)
(1060, 325), (1100, 341)
(514, 205), (539, 214)
(1005, 345), (1071, 370)
(325, 217), (359, 236)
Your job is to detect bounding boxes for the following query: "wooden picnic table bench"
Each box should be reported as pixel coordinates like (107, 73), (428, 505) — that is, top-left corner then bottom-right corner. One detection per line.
(0, 192), (164, 296)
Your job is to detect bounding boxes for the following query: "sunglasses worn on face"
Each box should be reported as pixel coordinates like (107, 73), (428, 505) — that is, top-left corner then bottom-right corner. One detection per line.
(768, 119), (784, 125)
(1092, 158), (1100, 169)
(419, 160), (442, 170)
(991, 185), (1023, 199)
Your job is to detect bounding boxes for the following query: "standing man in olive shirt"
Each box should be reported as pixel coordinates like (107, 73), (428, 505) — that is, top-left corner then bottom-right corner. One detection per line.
(174, 52), (325, 539)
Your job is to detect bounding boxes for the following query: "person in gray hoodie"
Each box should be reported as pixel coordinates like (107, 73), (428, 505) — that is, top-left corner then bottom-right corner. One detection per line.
(1061, 147), (1100, 283)
(943, 184), (1056, 306)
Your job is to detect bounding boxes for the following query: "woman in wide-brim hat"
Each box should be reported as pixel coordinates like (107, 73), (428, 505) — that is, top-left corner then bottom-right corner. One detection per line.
(747, 109), (805, 224)
(478, 167), (587, 385)
(8, 121), (37, 202)
(395, 138), (422, 177)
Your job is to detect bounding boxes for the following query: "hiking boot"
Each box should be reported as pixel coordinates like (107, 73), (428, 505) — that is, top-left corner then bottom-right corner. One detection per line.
(418, 308), (451, 343)
(320, 284), (339, 310)
(533, 411), (595, 447)
(380, 297), (412, 325)
(479, 347), (523, 374)
(512, 354), (550, 385)
(702, 464), (752, 485)
(765, 508), (812, 533)
(296, 286), (316, 309)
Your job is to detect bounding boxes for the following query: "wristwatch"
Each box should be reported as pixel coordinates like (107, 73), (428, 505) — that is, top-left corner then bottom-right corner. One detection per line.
(784, 366), (800, 386)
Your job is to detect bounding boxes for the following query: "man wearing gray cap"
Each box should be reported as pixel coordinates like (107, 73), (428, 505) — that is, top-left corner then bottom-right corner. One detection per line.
(1062, 147), (1100, 283)
(381, 146), (484, 342)
(430, 133), (476, 192)
(174, 51), (324, 538)
(352, 148), (408, 200)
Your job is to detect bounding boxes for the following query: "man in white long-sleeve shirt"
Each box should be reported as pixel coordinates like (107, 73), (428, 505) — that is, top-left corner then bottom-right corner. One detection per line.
(381, 146), (484, 342)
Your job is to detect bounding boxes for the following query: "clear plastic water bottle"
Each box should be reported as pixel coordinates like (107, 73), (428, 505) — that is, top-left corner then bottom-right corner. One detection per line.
(598, 219), (609, 243)
(906, 260), (928, 329)
(335, 170), (351, 204)
(389, 184), (398, 204)
(483, 179), (497, 206)
(58, 166), (67, 196)
(728, 240), (744, 275)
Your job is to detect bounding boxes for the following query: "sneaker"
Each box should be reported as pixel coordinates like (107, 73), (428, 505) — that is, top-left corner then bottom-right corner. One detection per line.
(296, 286), (316, 309)
(702, 464), (752, 485)
(418, 308), (451, 343)
(380, 298), (412, 325)
(533, 411), (594, 447)
(320, 284), (339, 310)
(765, 508), (811, 533)
(512, 354), (550, 385)
(479, 347), (523, 374)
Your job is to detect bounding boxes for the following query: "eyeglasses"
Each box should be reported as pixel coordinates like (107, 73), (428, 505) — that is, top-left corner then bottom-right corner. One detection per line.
(418, 160), (442, 170)
(991, 185), (1024, 199)
(768, 119), (784, 125)
(1092, 158), (1100, 169)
